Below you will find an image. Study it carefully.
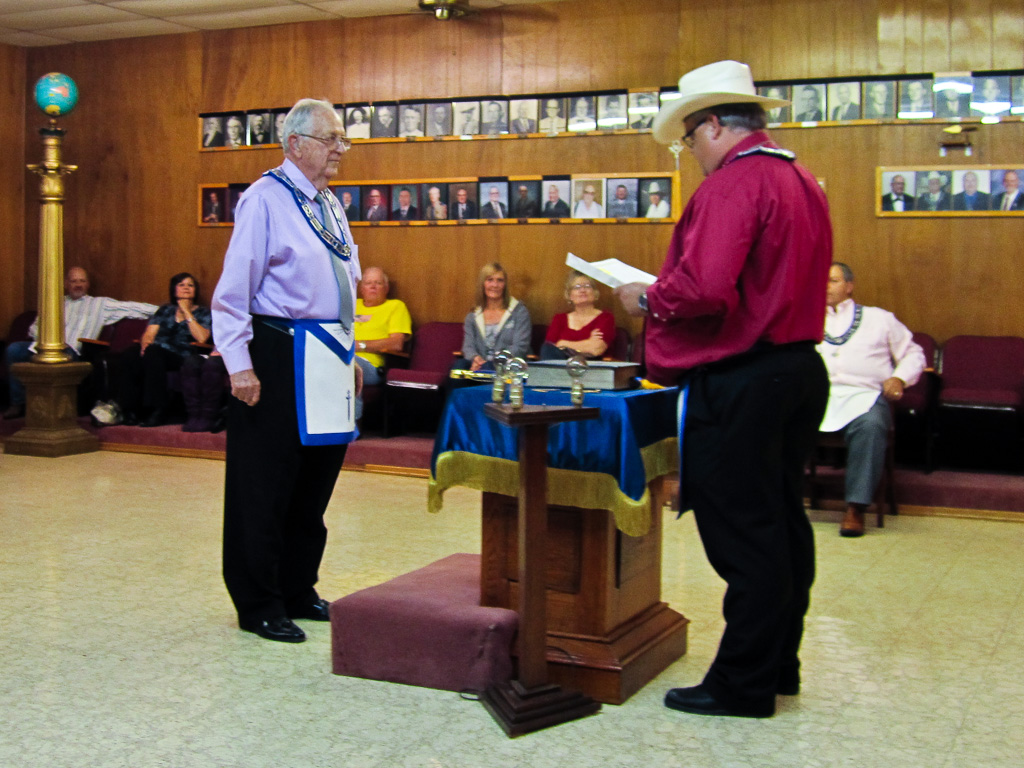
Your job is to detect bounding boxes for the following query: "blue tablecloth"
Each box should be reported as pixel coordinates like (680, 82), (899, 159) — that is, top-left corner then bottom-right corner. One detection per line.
(427, 385), (680, 536)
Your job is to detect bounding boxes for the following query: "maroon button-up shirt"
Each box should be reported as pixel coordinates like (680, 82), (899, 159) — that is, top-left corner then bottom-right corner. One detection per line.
(645, 131), (832, 385)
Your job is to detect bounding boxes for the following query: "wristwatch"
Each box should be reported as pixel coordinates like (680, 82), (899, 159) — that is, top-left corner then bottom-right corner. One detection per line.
(357, 342), (366, 351)
(637, 291), (649, 314)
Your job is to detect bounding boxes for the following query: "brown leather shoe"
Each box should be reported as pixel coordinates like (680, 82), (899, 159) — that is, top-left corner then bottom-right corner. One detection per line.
(840, 504), (865, 537)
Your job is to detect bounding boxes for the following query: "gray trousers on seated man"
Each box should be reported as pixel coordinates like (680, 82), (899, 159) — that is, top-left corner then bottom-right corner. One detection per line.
(832, 395), (891, 505)
(354, 355), (383, 420)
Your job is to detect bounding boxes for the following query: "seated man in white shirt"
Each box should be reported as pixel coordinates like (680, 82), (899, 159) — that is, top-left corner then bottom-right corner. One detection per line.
(817, 262), (926, 537)
(3, 266), (157, 419)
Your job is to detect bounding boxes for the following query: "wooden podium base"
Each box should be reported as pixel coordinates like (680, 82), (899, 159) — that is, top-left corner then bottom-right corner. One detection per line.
(479, 679), (600, 737)
(4, 361), (98, 457)
(482, 490), (688, 705)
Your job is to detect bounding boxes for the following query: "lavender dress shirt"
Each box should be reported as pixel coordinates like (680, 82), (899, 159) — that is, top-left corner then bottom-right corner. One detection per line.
(212, 159), (360, 375)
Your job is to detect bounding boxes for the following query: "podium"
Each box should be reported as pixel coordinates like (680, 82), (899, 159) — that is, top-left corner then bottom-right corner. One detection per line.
(429, 386), (688, 706)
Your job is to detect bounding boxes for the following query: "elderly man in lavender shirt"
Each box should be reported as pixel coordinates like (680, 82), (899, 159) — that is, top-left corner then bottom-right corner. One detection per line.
(212, 98), (362, 644)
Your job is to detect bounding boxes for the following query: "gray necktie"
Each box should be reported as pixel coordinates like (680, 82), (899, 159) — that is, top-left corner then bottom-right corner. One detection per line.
(315, 192), (354, 329)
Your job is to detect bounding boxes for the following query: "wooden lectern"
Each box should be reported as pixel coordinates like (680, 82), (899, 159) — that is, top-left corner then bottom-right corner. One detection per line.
(478, 402), (602, 737)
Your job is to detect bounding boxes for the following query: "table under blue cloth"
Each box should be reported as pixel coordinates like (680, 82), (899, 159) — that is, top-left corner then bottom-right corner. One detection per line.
(427, 385), (680, 536)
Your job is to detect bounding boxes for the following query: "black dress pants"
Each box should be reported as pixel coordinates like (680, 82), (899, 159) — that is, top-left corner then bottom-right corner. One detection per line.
(222, 320), (348, 624)
(682, 343), (828, 711)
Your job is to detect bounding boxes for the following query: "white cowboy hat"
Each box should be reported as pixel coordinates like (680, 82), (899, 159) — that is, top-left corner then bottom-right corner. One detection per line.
(647, 182), (662, 194)
(652, 60), (790, 145)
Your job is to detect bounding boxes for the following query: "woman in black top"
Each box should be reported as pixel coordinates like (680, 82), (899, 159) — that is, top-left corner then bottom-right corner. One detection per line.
(118, 272), (212, 427)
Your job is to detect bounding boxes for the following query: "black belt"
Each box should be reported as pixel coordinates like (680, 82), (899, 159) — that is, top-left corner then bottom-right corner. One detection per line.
(680, 340), (816, 382)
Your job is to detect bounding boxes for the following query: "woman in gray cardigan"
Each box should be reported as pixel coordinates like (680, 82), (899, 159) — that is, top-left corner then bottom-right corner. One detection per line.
(459, 262), (532, 371)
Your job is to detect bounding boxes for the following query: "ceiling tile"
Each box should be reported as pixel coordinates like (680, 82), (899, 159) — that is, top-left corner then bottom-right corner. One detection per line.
(0, 28), (70, 45)
(0, 5), (142, 31)
(308, 1), (413, 17)
(107, 0), (287, 17)
(48, 17), (196, 41)
(171, 6), (333, 30)
(0, 0), (87, 13)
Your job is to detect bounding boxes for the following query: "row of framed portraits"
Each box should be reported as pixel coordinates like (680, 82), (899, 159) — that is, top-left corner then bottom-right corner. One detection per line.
(877, 166), (1024, 216)
(199, 174), (676, 227)
(198, 70), (1024, 150)
(199, 92), (660, 149)
(758, 73), (1024, 122)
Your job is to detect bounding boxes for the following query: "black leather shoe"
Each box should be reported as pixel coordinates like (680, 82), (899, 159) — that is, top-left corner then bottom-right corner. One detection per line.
(777, 669), (800, 696)
(664, 685), (774, 718)
(240, 616), (306, 643)
(122, 411), (139, 427)
(2, 404), (25, 420)
(288, 598), (331, 621)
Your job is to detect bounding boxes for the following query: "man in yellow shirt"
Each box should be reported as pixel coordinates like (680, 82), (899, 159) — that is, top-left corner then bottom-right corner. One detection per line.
(354, 267), (412, 417)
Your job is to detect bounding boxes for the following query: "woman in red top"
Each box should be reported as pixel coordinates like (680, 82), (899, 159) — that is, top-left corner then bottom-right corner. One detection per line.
(540, 270), (616, 359)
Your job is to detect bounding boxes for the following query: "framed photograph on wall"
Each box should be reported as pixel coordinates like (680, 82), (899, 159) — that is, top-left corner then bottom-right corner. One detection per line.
(1012, 76), (1024, 115)
(827, 82), (861, 121)
(571, 178), (605, 218)
(223, 113), (246, 148)
(398, 104), (425, 137)
(897, 78), (933, 118)
(272, 109), (289, 144)
(453, 101), (481, 136)
(422, 183), (449, 220)
(478, 178), (509, 219)
(862, 80), (896, 119)
(370, 103), (398, 138)
(448, 182), (479, 220)
(346, 105), (371, 139)
(247, 111), (273, 145)
(597, 92), (628, 129)
(226, 184), (247, 222)
(879, 170), (916, 212)
(508, 180), (541, 218)
(334, 185), (361, 222)
(200, 186), (227, 225)
(200, 115), (224, 148)
(639, 178), (671, 218)
(390, 184), (420, 220)
(537, 97), (566, 134)
(914, 170), (952, 211)
(567, 95), (597, 132)
(480, 99), (508, 135)
(792, 84), (825, 122)
(933, 73), (973, 119)
(424, 101), (452, 136)
(541, 177), (571, 218)
(628, 91), (658, 130)
(509, 99), (538, 133)
(951, 169), (990, 211)
(757, 85), (791, 123)
(362, 185), (390, 221)
(606, 178), (638, 218)
(991, 169), (1024, 211)
(971, 75), (1012, 117)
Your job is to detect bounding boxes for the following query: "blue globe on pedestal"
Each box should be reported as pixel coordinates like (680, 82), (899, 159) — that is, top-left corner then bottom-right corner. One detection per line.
(34, 72), (78, 117)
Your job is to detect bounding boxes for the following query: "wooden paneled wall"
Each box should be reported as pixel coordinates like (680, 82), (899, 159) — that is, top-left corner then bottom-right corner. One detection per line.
(11, 0), (1024, 343)
(1, 43), (26, 335)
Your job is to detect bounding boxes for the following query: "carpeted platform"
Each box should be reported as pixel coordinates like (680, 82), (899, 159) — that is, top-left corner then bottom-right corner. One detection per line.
(2, 418), (1022, 516)
(329, 553), (518, 693)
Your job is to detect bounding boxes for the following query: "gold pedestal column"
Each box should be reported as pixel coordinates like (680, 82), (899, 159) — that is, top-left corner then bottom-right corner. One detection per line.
(5, 122), (98, 457)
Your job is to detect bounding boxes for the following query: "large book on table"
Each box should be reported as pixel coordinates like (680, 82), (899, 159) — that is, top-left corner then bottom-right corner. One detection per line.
(525, 360), (640, 390)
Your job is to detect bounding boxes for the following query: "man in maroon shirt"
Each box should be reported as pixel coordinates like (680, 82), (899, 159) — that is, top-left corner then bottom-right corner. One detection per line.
(616, 60), (832, 719)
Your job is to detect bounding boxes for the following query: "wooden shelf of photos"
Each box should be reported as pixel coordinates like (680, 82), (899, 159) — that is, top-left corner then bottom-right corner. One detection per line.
(198, 172), (679, 228)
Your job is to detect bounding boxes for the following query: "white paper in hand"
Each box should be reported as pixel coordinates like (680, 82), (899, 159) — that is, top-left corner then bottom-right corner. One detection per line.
(566, 252), (656, 289)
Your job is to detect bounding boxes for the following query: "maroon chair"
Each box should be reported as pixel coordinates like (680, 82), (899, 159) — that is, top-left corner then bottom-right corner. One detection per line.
(384, 322), (464, 436)
(79, 317), (152, 402)
(604, 326), (631, 361)
(1, 310), (39, 408)
(937, 334), (1024, 467)
(529, 323), (548, 359)
(893, 331), (938, 470)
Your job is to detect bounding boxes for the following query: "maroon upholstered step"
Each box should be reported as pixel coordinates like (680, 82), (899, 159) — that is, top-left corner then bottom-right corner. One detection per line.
(330, 553), (517, 694)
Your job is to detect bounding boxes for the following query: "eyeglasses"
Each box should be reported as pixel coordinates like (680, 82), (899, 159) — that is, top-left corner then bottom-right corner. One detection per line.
(570, 283), (594, 291)
(681, 118), (709, 148)
(296, 133), (352, 150)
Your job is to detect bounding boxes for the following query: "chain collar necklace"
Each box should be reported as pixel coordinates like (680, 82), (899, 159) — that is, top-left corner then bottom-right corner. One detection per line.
(824, 303), (862, 345)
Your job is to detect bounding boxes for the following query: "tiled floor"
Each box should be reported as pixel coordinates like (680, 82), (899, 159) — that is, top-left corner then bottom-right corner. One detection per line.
(1, 451), (1022, 767)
